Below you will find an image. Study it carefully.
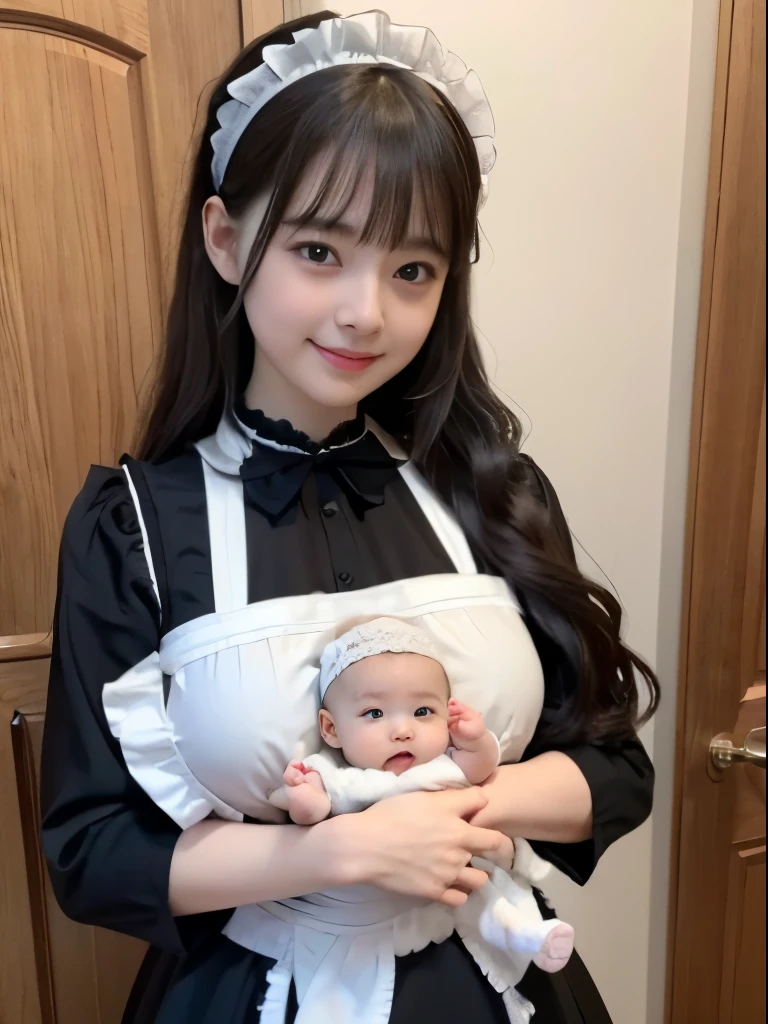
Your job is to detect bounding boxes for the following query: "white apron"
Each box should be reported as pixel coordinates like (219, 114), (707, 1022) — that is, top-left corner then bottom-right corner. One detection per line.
(103, 418), (546, 1023)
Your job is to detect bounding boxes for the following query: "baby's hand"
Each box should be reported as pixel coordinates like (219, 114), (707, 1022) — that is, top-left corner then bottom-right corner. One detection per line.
(448, 699), (487, 745)
(284, 760), (319, 787)
(282, 761), (331, 825)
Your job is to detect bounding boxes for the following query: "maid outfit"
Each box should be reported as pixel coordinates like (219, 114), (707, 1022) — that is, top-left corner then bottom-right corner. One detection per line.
(42, 404), (653, 1023)
(41, 14), (653, 1021)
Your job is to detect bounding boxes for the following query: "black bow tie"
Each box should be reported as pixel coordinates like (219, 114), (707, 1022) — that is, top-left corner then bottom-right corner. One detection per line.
(239, 431), (402, 522)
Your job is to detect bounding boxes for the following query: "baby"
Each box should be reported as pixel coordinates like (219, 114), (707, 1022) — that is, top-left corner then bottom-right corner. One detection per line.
(273, 617), (575, 974)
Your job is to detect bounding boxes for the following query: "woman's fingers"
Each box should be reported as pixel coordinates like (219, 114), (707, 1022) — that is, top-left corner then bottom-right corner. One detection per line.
(437, 867), (490, 908)
(438, 888), (469, 908)
(437, 786), (489, 819)
(453, 865), (489, 892)
(464, 826), (515, 870)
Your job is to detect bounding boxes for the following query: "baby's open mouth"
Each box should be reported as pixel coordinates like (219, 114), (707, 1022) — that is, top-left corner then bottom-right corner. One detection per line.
(384, 751), (415, 775)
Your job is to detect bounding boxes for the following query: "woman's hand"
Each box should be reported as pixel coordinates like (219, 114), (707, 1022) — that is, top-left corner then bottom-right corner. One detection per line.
(335, 787), (514, 907)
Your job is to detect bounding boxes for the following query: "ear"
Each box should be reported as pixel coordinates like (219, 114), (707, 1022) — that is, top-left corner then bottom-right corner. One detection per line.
(202, 195), (242, 285)
(319, 709), (343, 748)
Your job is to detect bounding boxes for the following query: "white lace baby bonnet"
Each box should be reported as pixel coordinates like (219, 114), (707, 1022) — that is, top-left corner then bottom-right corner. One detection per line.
(319, 616), (439, 700)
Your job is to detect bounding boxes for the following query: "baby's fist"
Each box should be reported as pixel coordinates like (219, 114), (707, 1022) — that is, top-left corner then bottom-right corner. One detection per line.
(284, 760), (311, 787)
(447, 698), (486, 741)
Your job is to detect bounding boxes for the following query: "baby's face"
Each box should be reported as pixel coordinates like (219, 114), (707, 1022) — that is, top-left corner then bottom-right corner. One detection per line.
(319, 652), (450, 774)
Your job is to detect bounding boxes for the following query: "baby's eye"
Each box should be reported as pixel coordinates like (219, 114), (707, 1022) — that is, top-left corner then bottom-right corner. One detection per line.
(414, 707), (433, 718)
(363, 708), (384, 720)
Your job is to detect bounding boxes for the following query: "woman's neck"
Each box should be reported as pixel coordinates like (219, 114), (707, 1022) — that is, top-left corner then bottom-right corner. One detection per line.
(244, 357), (357, 443)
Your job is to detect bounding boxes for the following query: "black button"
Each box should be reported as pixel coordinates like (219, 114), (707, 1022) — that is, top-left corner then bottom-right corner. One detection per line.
(321, 502), (339, 518)
(338, 571), (352, 584)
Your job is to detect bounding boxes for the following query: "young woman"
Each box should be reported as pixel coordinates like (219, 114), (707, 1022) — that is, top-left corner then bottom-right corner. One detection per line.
(41, 11), (658, 1023)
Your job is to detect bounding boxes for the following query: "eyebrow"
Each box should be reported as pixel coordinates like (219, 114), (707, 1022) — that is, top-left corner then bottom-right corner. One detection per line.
(356, 690), (444, 703)
(283, 216), (449, 260)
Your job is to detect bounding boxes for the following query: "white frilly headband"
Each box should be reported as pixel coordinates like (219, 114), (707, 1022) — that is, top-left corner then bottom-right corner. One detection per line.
(210, 10), (496, 203)
(320, 617), (438, 701)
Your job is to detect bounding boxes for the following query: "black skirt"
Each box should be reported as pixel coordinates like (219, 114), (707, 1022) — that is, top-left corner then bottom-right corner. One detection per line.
(124, 929), (612, 1023)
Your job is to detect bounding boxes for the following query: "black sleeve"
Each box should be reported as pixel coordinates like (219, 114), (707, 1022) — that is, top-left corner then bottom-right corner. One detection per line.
(40, 468), (225, 953)
(517, 456), (655, 885)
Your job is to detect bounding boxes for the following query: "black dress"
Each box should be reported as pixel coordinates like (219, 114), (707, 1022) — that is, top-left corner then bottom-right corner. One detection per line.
(40, 408), (653, 1023)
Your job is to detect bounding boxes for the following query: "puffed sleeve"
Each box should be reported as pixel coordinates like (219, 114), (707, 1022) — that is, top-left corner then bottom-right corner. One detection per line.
(517, 456), (655, 885)
(40, 468), (226, 952)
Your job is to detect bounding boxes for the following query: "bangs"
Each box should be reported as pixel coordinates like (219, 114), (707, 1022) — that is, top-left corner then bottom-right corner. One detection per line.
(278, 66), (478, 263)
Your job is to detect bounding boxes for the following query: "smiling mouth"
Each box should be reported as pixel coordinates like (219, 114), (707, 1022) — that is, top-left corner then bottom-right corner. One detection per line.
(384, 751), (415, 775)
(310, 341), (381, 373)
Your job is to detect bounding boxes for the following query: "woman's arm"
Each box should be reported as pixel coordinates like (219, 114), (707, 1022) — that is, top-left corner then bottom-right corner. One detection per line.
(470, 740), (654, 888)
(171, 787), (513, 914)
(169, 817), (350, 914)
(42, 470), (196, 953)
(470, 752), (593, 843)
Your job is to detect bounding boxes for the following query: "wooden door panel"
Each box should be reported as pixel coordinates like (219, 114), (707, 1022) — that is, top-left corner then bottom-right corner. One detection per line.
(137, 0), (243, 291)
(732, 693), (767, 847)
(0, 2), (253, 1021)
(0, 23), (160, 645)
(720, 843), (766, 1024)
(0, 4), (148, 54)
(242, 0), (283, 43)
(0, 660), (50, 1024)
(723, 694), (767, 1024)
(741, 389), (766, 692)
(669, 0), (766, 1019)
(12, 710), (147, 1024)
(0, 0), (243, 653)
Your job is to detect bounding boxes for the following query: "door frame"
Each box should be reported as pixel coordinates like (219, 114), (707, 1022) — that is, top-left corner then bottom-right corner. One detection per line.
(665, 0), (766, 1018)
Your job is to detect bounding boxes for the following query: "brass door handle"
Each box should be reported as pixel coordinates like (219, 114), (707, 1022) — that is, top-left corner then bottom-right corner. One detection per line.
(710, 726), (766, 771)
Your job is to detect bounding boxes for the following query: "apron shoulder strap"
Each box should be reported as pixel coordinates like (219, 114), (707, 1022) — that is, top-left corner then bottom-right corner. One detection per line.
(120, 454), (169, 627)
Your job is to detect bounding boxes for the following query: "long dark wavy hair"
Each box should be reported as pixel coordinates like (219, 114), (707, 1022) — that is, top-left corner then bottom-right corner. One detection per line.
(137, 11), (659, 745)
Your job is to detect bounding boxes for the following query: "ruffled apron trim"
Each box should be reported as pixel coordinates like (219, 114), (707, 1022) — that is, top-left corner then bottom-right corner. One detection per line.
(223, 894), (534, 1024)
(102, 651), (243, 829)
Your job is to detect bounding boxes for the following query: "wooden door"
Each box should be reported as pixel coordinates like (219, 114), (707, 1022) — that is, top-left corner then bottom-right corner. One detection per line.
(668, 0), (766, 1021)
(0, 3), (282, 1022)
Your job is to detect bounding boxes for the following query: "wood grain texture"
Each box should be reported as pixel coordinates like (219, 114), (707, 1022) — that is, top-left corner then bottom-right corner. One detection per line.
(1, 3), (242, 1019)
(668, 0), (767, 1019)
(0, 634), (52, 661)
(0, 659), (49, 1024)
(12, 712), (56, 1024)
(281, 0), (303, 24)
(13, 711), (148, 1024)
(241, 0), (283, 43)
(139, 0), (243, 307)
(719, 844), (766, 1024)
(0, 25), (159, 640)
(733, 696), (767, 846)
(0, 3), (149, 54)
(741, 386), (766, 686)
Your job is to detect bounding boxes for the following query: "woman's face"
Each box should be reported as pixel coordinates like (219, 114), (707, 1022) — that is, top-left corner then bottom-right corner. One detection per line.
(226, 169), (451, 432)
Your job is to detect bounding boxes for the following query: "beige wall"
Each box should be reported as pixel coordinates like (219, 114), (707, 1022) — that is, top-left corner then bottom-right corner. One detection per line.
(298, 2), (720, 1020)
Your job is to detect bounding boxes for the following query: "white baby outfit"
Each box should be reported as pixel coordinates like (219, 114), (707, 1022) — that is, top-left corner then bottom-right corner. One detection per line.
(271, 745), (571, 966)
(103, 416), (548, 1024)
